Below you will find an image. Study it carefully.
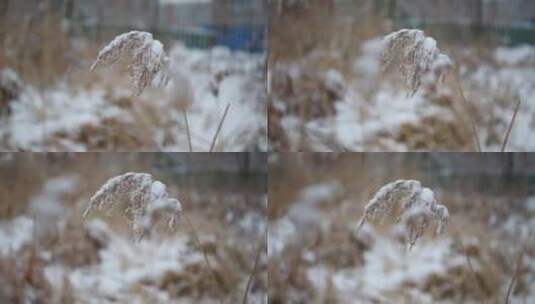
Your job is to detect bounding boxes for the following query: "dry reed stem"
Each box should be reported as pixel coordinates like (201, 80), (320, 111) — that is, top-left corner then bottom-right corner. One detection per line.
(500, 98), (521, 153)
(209, 103), (231, 152)
(505, 240), (527, 304)
(452, 70), (481, 152)
(242, 234), (265, 304)
(455, 232), (488, 298)
(182, 110), (193, 152)
(298, 96), (307, 151)
(183, 213), (225, 304)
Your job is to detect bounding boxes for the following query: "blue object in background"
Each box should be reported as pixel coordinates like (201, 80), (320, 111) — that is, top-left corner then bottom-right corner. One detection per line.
(205, 24), (265, 53)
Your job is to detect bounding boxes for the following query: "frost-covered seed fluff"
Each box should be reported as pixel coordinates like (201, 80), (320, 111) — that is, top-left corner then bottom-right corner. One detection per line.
(381, 29), (452, 95)
(84, 172), (182, 240)
(91, 31), (170, 96)
(357, 179), (449, 247)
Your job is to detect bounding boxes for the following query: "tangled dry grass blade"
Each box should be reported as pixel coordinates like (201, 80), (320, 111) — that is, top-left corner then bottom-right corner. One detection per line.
(83, 172), (182, 240)
(357, 179), (449, 248)
(90, 31), (170, 96)
(381, 29), (452, 96)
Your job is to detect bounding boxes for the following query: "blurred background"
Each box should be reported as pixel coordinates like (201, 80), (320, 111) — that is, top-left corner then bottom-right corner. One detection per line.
(0, 153), (267, 303)
(4, 0), (266, 51)
(268, 0), (535, 152)
(268, 153), (534, 303)
(0, 0), (267, 152)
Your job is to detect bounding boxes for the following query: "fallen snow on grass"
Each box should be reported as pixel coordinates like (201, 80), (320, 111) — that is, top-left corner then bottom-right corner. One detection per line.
(268, 181), (341, 256)
(0, 44), (266, 152)
(0, 216), (34, 256)
(28, 175), (79, 239)
(304, 235), (465, 304)
(68, 219), (205, 303)
(271, 42), (535, 151)
(356, 237), (462, 302)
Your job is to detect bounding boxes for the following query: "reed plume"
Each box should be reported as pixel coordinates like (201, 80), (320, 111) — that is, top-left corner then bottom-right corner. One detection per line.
(381, 29), (452, 96)
(83, 172), (182, 240)
(357, 179), (449, 248)
(90, 31), (170, 96)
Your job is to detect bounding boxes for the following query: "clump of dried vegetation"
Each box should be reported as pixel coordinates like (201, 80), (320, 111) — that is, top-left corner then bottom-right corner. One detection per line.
(268, 1), (527, 152)
(0, 155), (267, 303)
(83, 171), (265, 303)
(89, 31), (231, 152)
(1, 4), (253, 152)
(268, 154), (533, 303)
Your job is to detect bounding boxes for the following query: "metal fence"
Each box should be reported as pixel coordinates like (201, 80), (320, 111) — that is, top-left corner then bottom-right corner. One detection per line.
(6, 0), (266, 52)
(330, 0), (535, 45)
(391, 0), (535, 45)
(76, 0), (266, 52)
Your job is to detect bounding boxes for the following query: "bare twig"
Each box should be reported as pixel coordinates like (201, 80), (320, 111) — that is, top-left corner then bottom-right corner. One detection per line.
(500, 98), (521, 153)
(242, 236), (265, 304)
(209, 103), (231, 152)
(182, 110), (192, 152)
(505, 240), (527, 304)
(453, 71), (481, 152)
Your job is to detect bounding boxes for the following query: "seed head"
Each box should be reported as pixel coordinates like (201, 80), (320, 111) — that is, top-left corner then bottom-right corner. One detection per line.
(381, 29), (452, 95)
(91, 31), (170, 96)
(84, 172), (182, 240)
(357, 179), (449, 248)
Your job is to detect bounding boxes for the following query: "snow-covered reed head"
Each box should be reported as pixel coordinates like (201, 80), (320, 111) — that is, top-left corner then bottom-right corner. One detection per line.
(357, 180), (449, 248)
(381, 29), (452, 96)
(90, 31), (170, 96)
(83, 172), (182, 240)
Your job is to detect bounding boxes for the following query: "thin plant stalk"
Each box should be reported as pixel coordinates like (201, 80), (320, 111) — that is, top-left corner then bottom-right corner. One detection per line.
(242, 234), (265, 304)
(209, 103), (230, 152)
(183, 213), (225, 304)
(298, 98), (307, 151)
(182, 110), (192, 152)
(456, 232), (487, 297)
(505, 240), (527, 304)
(500, 98), (521, 153)
(452, 71), (481, 152)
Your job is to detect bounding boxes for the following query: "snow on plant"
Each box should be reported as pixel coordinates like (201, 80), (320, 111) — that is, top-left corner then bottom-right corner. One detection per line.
(0, 68), (23, 96)
(83, 172), (181, 240)
(357, 180), (449, 248)
(381, 29), (452, 96)
(90, 31), (170, 96)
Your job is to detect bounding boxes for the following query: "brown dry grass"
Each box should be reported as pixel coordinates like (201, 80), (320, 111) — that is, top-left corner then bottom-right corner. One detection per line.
(1, 3), (70, 88)
(268, 1), (525, 152)
(268, 1), (387, 151)
(0, 154), (267, 303)
(0, 6), (167, 151)
(268, 153), (533, 303)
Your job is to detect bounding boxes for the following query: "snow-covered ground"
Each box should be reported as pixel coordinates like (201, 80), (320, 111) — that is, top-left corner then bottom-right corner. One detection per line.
(0, 166), (267, 303)
(0, 43), (266, 152)
(268, 157), (535, 303)
(270, 40), (535, 151)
